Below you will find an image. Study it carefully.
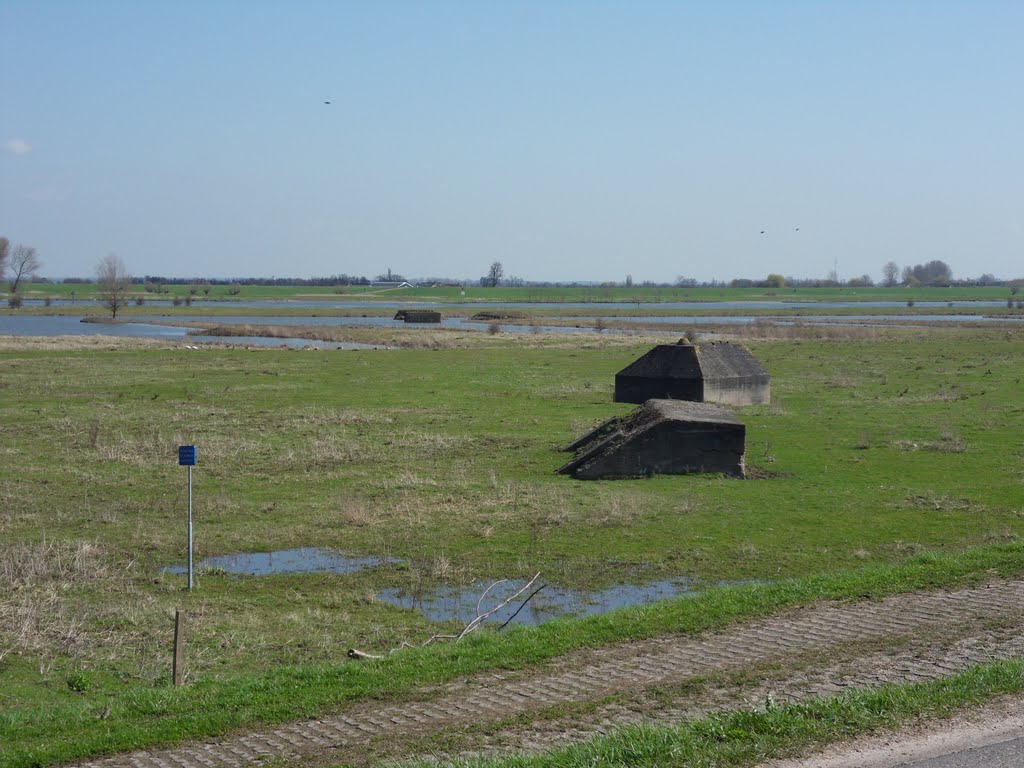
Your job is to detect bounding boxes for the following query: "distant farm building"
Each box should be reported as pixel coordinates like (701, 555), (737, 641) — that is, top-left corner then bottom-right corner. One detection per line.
(614, 341), (770, 406)
(371, 280), (414, 289)
(559, 399), (746, 479)
(394, 309), (441, 323)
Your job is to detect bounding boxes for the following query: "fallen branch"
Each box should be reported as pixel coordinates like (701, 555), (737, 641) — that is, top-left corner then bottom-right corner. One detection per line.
(347, 573), (545, 660)
(498, 583), (546, 630)
(458, 572), (542, 639)
(346, 648), (384, 660)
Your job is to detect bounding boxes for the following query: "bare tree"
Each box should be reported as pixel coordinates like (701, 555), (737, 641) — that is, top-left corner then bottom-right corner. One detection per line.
(8, 244), (41, 293)
(96, 255), (132, 318)
(487, 261), (504, 288)
(882, 261), (899, 288)
(0, 237), (9, 281)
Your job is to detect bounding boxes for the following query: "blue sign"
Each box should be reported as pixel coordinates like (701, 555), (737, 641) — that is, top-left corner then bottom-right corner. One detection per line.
(178, 445), (197, 466)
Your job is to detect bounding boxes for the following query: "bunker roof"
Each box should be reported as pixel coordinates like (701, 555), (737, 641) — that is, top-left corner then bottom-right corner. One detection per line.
(617, 341), (767, 381)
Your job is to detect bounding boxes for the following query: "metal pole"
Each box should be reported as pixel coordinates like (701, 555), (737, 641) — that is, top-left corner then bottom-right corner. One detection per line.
(187, 464), (193, 591)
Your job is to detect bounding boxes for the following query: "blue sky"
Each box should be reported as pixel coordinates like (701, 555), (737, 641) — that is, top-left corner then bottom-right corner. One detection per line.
(2, 1), (1021, 283)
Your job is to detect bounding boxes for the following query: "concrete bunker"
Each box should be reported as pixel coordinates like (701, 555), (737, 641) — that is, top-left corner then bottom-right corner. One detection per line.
(394, 309), (442, 323)
(559, 399), (746, 480)
(614, 341), (770, 406)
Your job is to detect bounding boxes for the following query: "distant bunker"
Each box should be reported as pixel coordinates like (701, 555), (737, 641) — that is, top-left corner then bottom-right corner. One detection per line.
(394, 309), (442, 323)
(615, 341), (770, 406)
(559, 399), (746, 480)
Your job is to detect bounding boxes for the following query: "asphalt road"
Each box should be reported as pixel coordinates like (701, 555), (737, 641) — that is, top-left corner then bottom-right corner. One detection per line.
(764, 698), (1024, 768)
(901, 734), (1024, 767)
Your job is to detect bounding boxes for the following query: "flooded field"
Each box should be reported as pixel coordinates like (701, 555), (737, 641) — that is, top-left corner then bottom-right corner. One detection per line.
(377, 578), (699, 627)
(163, 548), (393, 576)
(162, 547), (719, 626)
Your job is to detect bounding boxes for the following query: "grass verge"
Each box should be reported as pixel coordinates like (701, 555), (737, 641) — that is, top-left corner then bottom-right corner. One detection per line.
(441, 658), (1024, 767)
(4, 541), (1024, 768)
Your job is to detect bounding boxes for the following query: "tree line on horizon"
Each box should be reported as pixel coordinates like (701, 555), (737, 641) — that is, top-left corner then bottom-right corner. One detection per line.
(3, 237), (1022, 296)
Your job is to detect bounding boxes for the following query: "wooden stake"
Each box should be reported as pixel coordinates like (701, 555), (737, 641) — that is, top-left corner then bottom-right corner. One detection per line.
(172, 609), (185, 686)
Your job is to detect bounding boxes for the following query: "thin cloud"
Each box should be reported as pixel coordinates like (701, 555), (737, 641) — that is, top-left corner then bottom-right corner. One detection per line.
(5, 138), (32, 155)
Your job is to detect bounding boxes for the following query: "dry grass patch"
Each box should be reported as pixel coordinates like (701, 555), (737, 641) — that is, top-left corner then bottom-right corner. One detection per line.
(0, 540), (107, 588)
(905, 491), (973, 512)
(934, 384), (968, 402)
(589, 490), (645, 527)
(0, 541), (147, 668)
(385, 429), (474, 454)
(0, 334), (169, 352)
(333, 497), (374, 527)
(929, 429), (967, 453)
(309, 434), (364, 466)
(892, 430), (968, 454)
(383, 470), (441, 489)
(827, 373), (859, 388)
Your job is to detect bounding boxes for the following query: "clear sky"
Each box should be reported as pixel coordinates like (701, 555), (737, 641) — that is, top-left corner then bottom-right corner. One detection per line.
(2, 1), (1021, 283)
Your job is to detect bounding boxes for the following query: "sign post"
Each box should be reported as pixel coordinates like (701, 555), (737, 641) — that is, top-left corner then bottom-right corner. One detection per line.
(178, 445), (197, 590)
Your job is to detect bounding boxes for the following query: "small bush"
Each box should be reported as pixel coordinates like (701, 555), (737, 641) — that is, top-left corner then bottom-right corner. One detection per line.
(907, 299), (915, 307)
(172, 296), (183, 306)
(487, 321), (501, 335)
(135, 297), (145, 306)
(8, 293), (23, 309)
(66, 671), (92, 693)
(931, 429), (967, 453)
(43, 296), (53, 307)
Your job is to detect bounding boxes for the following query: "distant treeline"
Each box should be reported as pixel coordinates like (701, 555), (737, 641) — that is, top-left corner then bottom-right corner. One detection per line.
(57, 275), (373, 286)
(141, 275), (374, 286)
(48, 271), (1022, 291)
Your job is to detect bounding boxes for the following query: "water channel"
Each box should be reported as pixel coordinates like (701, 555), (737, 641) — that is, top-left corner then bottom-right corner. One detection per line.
(4, 298), (1021, 344)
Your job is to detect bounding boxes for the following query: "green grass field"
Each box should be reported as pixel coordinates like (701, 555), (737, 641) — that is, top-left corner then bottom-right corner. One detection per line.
(1, 325), (1023, 764)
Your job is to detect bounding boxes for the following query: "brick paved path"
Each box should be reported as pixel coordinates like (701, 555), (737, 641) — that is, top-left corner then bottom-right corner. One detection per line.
(76, 580), (1024, 768)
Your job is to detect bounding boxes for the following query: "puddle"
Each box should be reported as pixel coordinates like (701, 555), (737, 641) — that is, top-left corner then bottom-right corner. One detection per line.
(163, 547), (391, 576)
(377, 577), (699, 626)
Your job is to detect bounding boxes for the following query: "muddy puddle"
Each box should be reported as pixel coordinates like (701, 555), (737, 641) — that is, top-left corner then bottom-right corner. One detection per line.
(164, 547), (392, 576)
(161, 550), (743, 626)
(376, 578), (698, 626)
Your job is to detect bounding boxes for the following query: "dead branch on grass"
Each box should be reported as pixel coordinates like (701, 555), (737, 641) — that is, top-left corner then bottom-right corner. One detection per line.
(347, 573), (545, 660)
(346, 648), (384, 660)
